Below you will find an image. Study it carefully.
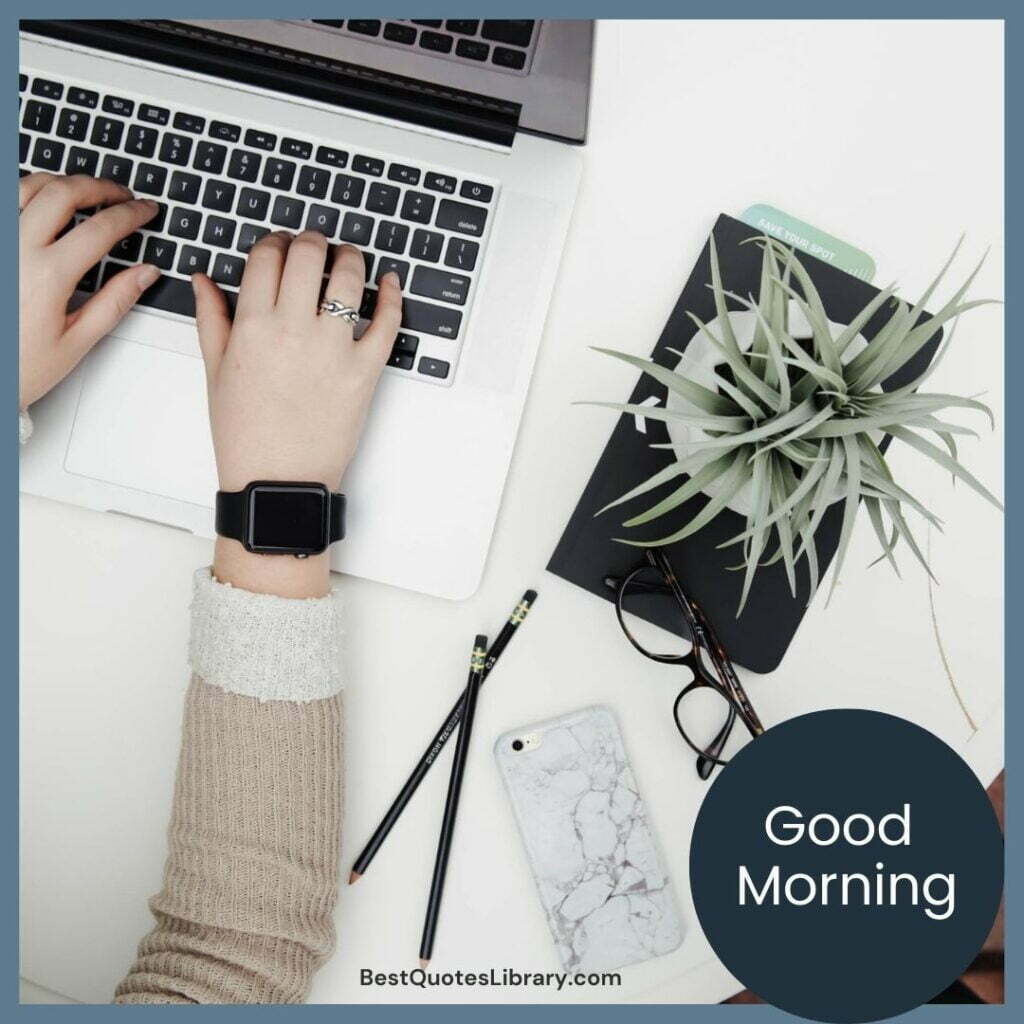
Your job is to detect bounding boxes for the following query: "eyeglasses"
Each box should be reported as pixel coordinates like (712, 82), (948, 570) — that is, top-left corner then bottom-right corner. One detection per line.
(604, 548), (765, 780)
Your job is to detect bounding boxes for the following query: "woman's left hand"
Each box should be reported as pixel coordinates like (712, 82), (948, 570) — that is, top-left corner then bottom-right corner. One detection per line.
(19, 172), (161, 409)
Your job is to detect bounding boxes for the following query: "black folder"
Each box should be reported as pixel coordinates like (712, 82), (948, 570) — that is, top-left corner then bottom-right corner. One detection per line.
(547, 214), (939, 673)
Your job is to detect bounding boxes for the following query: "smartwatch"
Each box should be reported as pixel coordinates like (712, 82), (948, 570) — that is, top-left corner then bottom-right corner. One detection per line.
(215, 481), (346, 557)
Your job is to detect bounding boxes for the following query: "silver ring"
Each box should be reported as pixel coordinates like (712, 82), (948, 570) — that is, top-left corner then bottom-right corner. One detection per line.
(318, 298), (360, 325)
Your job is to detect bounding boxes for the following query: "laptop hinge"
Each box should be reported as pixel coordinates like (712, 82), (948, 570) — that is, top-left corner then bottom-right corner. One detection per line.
(21, 19), (522, 148)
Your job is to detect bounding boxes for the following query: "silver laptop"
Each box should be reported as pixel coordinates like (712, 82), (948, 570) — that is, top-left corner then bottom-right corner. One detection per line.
(18, 19), (591, 599)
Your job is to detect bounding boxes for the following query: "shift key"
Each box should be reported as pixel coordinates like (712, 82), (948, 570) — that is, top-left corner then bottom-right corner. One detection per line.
(411, 266), (470, 306)
(435, 198), (488, 237)
(362, 289), (463, 338)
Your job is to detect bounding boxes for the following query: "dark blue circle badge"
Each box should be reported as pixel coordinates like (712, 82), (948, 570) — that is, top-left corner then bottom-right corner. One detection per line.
(689, 710), (1002, 1023)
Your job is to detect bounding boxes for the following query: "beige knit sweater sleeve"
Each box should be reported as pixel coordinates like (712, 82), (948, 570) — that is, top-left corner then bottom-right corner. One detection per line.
(114, 569), (345, 1004)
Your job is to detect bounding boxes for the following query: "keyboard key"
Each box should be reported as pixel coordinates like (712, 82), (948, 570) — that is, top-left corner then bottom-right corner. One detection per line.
(411, 229), (444, 263)
(331, 174), (365, 207)
(67, 146), (99, 176)
(159, 133), (192, 166)
(446, 19), (480, 34)
(30, 138), (64, 172)
(168, 207), (201, 240)
(339, 212), (374, 244)
(400, 191), (435, 224)
(125, 125), (158, 158)
(455, 39), (489, 62)
(481, 20), (535, 47)
(237, 223), (270, 253)
(138, 104), (170, 125)
(193, 142), (227, 174)
(142, 236), (177, 270)
(209, 120), (241, 142)
(110, 232), (143, 262)
(312, 19), (344, 27)
(316, 145), (348, 168)
(460, 180), (493, 203)
(102, 95), (134, 117)
(68, 87), (99, 109)
(420, 31), (453, 54)
(280, 138), (312, 160)
(262, 158), (297, 191)
(375, 257), (410, 288)
(412, 20), (442, 27)
(19, 133), (29, 164)
(305, 204), (339, 237)
(237, 187), (270, 220)
(425, 172), (457, 194)
(177, 245), (211, 275)
(383, 23), (417, 44)
(22, 100), (55, 133)
(99, 154), (134, 186)
(375, 220), (409, 254)
(244, 128), (277, 151)
(168, 171), (201, 204)
(362, 251), (375, 280)
(492, 46), (527, 71)
(418, 356), (451, 379)
(133, 162), (167, 196)
(270, 195), (305, 229)
(148, 202), (169, 233)
(227, 149), (262, 182)
(56, 108), (90, 142)
(411, 266), (471, 306)
(77, 264), (100, 292)
(297, 165), (330, 199)
(352, 155), (384, 176)
(394, 332), (419, 354)
(31, 78), (63, 100)
(211, 253), (246, 287)
(201, 179), (236, 212)
(348, 20), (381, 36)
(90, 116), (125, 150)
(389, 350), (414, 371)
(388, 163), (421, 185)
(173, 112), (206, 134)
(436, 198), (488, 237)
(135, 274), (201, 318)
(18, 73), (27, 93)
(367, 182), (400, 215)
(444, 236), (479, 271)
(203, 216), (236, 248)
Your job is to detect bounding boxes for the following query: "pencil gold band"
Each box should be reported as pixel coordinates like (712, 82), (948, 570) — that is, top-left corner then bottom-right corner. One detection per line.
(471, 648), (487, 672)
(510, 599), (531, 624)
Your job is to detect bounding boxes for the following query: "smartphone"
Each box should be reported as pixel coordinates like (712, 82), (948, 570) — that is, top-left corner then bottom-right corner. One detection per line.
(494, 705), (684, 973)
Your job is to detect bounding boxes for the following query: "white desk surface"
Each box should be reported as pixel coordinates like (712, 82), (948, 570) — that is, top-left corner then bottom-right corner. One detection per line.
(20, 20), (1004, 1005)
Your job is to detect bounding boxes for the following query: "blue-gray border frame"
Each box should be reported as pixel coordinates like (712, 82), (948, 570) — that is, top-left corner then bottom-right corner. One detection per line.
(9, 3), (1014, 1019)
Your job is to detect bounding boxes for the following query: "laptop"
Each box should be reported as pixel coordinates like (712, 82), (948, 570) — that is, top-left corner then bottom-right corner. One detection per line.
(18, 19), (591, 599)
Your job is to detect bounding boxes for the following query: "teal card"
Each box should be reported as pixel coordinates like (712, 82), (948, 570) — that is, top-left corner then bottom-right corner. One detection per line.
(739, 203), (876, 282)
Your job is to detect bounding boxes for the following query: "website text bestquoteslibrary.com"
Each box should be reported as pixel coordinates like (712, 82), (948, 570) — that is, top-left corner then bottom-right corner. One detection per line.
(360, 967), (622, 991)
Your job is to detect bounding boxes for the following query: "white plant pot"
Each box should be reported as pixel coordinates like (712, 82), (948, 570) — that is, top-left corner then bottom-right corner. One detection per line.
(663, 301), (868, 517)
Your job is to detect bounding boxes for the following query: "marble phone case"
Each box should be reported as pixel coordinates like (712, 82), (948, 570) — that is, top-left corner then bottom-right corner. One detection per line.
(495, 705), (683, 973)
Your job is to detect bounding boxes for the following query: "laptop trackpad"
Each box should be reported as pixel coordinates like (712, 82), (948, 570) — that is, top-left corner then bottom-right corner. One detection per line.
(65, 336), (218, 508)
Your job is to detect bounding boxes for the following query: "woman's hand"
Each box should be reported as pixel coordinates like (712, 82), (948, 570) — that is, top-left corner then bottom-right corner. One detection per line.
(193, 229), (402, 597)
(19, 173), (160, 409)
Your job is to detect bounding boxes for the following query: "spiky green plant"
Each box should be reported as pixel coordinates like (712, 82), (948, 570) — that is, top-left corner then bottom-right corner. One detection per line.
(586, 236), (1002, 613)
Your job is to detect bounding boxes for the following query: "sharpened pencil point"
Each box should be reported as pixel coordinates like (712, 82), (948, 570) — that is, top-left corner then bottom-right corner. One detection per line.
(419, 958), (430, 969)
(348, 870), (361, 884)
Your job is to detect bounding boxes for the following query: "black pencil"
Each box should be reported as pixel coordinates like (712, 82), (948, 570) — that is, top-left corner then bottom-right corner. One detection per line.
(419, 634), (487, 967)
(349, 590), (537, 883)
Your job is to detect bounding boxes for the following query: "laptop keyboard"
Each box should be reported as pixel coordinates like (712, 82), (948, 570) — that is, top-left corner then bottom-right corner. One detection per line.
(19, 70), (499, 386)
(306, 19), (539, 76)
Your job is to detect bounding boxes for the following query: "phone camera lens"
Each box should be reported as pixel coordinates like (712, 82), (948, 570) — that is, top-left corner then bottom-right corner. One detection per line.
(512, 739), (524, 752)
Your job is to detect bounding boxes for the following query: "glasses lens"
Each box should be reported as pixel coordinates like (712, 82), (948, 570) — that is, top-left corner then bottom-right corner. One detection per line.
(674, 684), (751, 764)
(618, 565), (694, 660)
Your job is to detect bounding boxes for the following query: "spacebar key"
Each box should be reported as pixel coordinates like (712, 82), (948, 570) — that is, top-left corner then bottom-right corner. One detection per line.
(136, 274), (238, 318)
(362, 289), (462, 338)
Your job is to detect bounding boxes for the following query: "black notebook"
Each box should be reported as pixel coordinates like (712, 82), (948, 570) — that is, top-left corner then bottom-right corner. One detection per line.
(548, 214), (939, 673)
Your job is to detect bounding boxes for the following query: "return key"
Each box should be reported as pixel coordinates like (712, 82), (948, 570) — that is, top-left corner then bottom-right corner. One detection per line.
(411, 266), (471, 306)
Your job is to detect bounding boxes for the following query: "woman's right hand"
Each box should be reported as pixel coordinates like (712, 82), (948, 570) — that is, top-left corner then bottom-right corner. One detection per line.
(19, 173), (160, 410)
(193, 230), (402, 597)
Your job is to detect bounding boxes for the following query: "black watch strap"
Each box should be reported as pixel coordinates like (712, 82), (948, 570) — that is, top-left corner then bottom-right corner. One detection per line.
(215, 484), (346, 550)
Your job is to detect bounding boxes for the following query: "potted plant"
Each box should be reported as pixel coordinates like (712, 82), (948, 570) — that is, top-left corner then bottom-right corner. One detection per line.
(587, 236), (1002, 614)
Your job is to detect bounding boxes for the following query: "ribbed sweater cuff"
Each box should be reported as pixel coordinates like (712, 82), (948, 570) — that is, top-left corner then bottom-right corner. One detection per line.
(188, 568), (343, 702)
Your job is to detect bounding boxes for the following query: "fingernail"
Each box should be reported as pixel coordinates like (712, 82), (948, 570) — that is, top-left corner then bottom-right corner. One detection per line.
(383, 271), (400, 286)
(138, 263), (160, 287)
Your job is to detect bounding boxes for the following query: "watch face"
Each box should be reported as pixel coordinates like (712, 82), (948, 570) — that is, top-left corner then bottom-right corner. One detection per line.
(246, 484), (330, 555)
